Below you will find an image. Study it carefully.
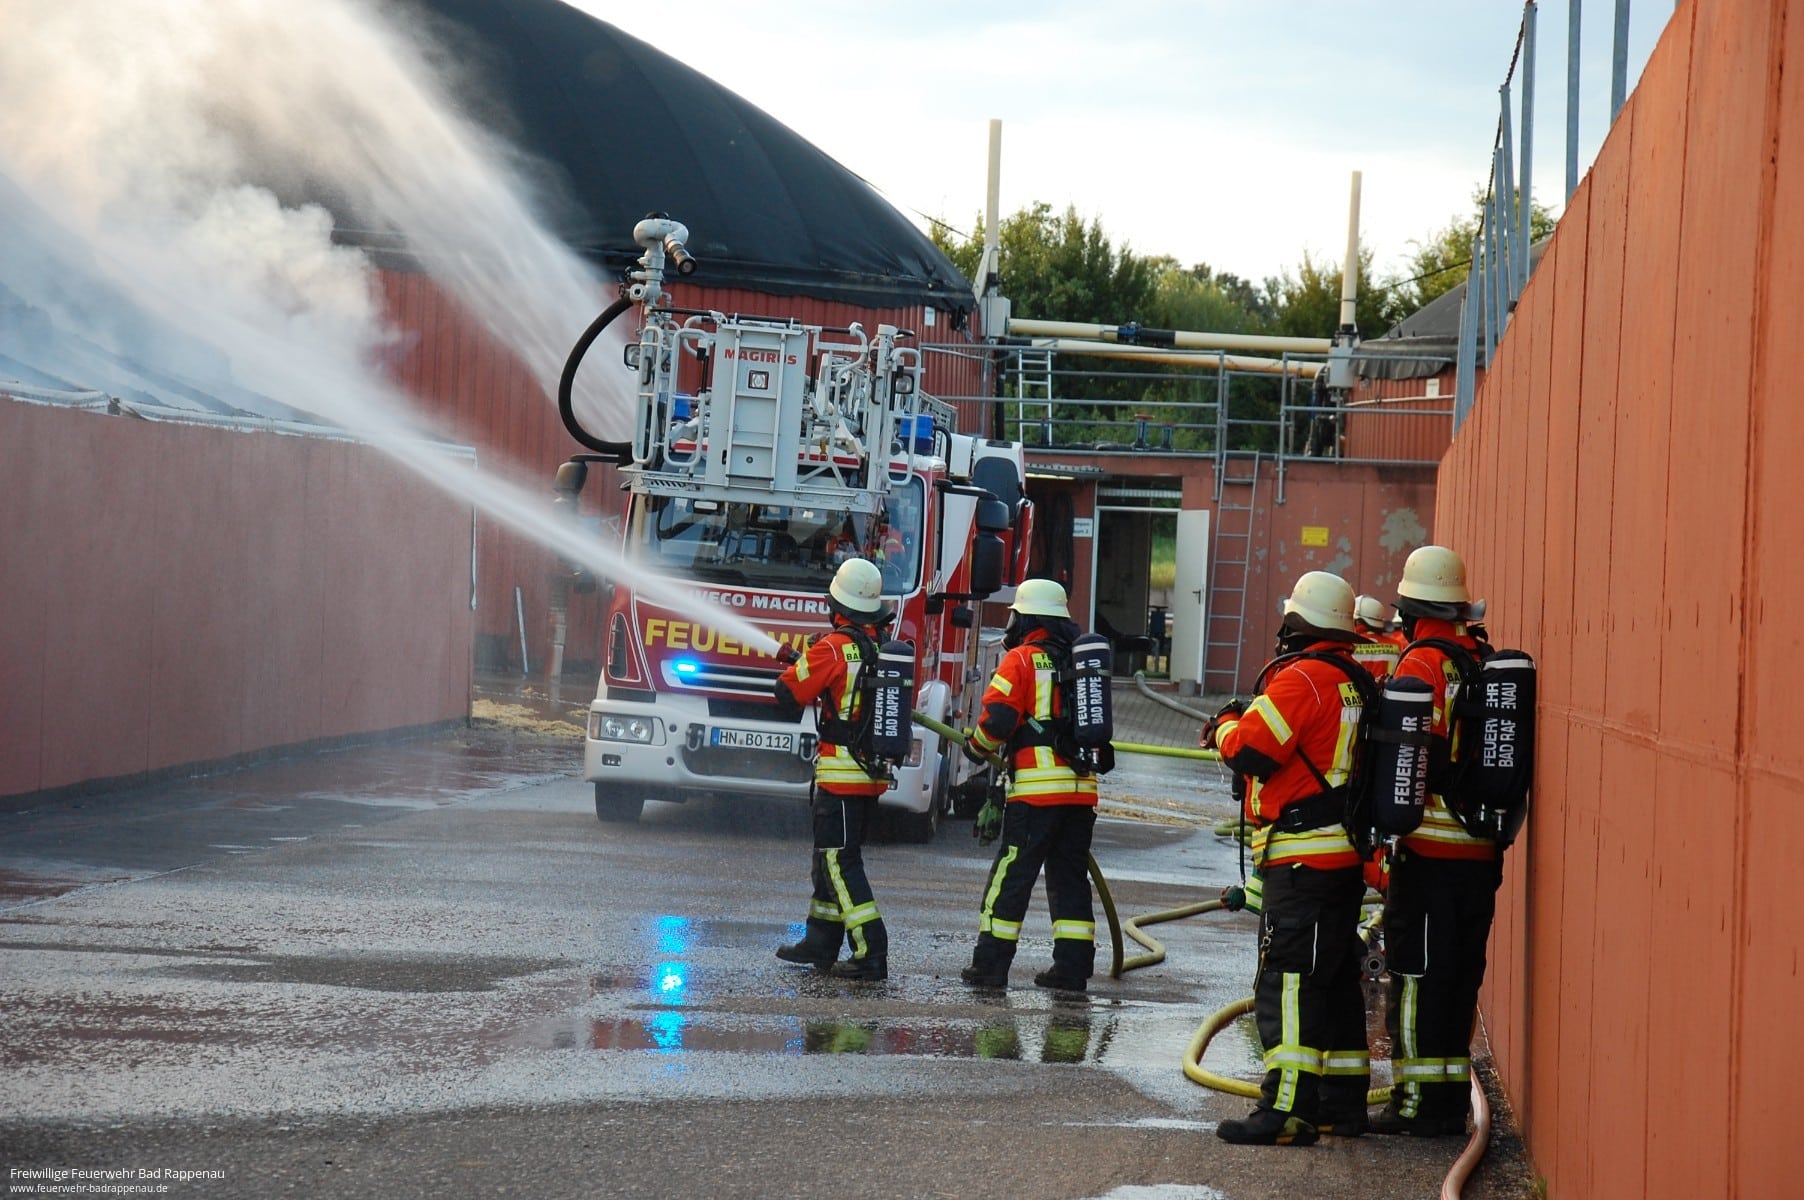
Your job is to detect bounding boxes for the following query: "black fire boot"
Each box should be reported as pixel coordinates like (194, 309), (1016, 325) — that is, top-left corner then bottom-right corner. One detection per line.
(1216, 1106), (1319, 1146)
(827, 955), (887, 982)
(775, 941), (837, 969)
(1032, 969), (1087, 993)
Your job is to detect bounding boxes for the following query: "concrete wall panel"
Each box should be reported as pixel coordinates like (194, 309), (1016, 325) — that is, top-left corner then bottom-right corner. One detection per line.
(1550, 721), (1604, 1199)
(1606, 9), (1690, 736)
(1664, 0), (1755, 756)
(1439, 2), (1800, 1195)
(1644, 756), (1735, 1198)
(27, 406), (159, 789)
(0, 402), (50, 792)
(1539, 187), (1589, 717)
(1568, 110), (1633, 722)
(0, 402), (473, 800)
(1585, 735), (1656, 1200)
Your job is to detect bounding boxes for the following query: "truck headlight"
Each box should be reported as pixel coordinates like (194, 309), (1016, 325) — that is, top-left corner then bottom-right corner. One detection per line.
(590, 713), (655, 743)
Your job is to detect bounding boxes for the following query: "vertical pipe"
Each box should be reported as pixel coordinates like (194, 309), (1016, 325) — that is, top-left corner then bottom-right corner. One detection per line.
(1499, 86), (1519, 306)
(1566, 0), (1581, 199)
(1339, 171), (1363, 331)
(984, 118), (1002, 268)
(1611, 0), (1631, 121)
(1520, 2), (1537, 285)
(515, 585), (529, 677)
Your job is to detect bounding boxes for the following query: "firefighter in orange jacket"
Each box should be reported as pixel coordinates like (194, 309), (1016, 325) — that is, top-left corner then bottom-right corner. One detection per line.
(1351, 594), (1403, 680)
(958, 579), (1099, 993)
(1202, 571), (1373, 1146)
(771, 558), (892, 982)
(1371, 545), (1499, 1136)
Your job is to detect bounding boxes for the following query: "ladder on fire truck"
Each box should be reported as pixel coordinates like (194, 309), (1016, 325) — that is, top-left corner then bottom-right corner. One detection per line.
(1204, 449), (1260, 695)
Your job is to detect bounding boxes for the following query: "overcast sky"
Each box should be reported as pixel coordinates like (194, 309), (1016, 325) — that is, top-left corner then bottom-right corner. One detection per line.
(583, 1), (1670, 285)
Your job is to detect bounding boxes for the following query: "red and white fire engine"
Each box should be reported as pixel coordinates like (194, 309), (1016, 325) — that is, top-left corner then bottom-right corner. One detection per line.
(553, 217), (1031, 841)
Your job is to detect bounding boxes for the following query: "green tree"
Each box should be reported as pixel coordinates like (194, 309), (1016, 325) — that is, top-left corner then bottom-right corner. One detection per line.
(939, 202), (1160, 325)
(1391, 186), (1559, 312)
(1262, 244), (1404, 340)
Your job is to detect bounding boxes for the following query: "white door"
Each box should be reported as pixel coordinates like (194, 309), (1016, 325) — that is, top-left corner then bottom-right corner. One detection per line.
(1170, 508), (1210, 693)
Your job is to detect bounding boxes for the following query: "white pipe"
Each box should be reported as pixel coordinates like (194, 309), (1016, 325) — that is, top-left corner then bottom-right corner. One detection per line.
(985, 119), (1002, 261)
(1008, 318), (1331, 355)
(1030, 338), (1321, 376)
(1339, 170), (1363, 329)
(515, 585), (529, 677)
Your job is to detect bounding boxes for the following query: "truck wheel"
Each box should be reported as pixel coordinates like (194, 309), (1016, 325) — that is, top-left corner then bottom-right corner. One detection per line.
(594, 784), (645, 824)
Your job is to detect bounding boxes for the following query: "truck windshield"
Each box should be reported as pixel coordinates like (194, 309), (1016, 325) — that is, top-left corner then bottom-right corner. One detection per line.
(632, 477), (924, 596)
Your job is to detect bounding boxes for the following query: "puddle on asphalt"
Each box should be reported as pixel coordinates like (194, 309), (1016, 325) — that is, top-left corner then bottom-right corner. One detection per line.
(160, 952), (564, 993)
(525, 1006), (1119, 1063)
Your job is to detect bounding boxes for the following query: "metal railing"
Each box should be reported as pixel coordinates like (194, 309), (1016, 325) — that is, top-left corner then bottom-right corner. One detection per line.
(1457, 0), (1666, 428)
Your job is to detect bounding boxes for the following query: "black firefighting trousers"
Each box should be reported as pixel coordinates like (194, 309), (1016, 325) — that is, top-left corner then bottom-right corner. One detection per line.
(796, 787), (888, 963)
(1253, 861), (1370, 1122)
(969, 801), (1097, 980)
(1382, 851), (1504, 1119)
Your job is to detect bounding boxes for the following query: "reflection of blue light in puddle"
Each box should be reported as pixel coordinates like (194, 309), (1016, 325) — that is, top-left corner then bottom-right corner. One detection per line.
(654, 914), (692, 956)
(646, 1008), (686, 1052)
(653, 961), (688, 1000)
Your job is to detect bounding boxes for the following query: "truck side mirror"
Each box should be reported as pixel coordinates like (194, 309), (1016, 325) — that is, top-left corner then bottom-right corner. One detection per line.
(969, 534), (1004, 598)
(554, 459), (589, 501)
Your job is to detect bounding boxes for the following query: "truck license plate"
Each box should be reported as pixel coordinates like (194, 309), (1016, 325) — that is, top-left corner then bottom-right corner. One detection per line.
(710, 727), (795, 752)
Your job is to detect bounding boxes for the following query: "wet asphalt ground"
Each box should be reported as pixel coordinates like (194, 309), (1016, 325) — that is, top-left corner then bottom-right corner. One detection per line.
(0, 677), (1532, 1200)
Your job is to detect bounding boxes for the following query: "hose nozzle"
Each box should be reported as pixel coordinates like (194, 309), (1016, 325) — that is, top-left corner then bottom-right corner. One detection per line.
(774, 643), (800, 666)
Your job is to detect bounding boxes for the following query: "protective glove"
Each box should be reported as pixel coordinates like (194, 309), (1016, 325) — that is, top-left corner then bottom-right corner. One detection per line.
(774, 643), (801, 666)
(960, 730), (990, 767)
(973, 798), (1004, 847)
(1199, 699), (1243, 750)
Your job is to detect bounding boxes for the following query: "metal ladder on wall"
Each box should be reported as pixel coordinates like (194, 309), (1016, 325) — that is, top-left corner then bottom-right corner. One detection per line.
(1012, 347), (1056, 446)
(1204, 449), (1260, 695)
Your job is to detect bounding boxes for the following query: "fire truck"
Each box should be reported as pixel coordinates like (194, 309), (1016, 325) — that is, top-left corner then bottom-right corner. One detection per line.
(552, 216), (1031, 841)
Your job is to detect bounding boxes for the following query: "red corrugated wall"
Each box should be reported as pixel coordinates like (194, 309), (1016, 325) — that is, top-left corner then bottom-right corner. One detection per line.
(1345, 372), (1456, 462)
(0, 402), (474, 799)
(1437, 3), (1802, 1196)
(377, 271), (988, 677)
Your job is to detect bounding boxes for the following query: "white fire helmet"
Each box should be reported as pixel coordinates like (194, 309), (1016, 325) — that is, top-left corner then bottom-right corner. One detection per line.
(1353, 594), (1390, 629)
(1397, 545), (1470, 604)
(828, 558), (886, 621)
(1009, 578), (1070, 619)
(1282, 571), (1356, 634)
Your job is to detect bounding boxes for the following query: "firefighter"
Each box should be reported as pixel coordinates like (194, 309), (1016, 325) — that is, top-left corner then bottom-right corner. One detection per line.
(1201, 571), (1373, 1146)
(958, 579), (1099, 993)
(771, 557), (893, 982)
(1371, 544), (1497, 1137)
(1351, 594), (1402, 681)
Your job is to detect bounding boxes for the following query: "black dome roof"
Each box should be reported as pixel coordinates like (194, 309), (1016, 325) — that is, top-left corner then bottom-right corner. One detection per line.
(384, 0), (972, 313)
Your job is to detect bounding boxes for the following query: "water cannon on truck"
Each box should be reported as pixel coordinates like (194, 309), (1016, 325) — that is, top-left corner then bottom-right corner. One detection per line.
(551, 215), (1034, 840)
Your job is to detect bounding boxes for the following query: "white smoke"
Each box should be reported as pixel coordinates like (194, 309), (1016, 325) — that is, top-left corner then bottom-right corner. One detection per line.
(0, 0), (631, 438)
(0, 0), (775, 648)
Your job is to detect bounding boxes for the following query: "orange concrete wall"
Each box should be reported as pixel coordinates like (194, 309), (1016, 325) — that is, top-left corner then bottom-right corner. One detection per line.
(1436, 3), (1801, 1197)
(0, 402), (475, 799)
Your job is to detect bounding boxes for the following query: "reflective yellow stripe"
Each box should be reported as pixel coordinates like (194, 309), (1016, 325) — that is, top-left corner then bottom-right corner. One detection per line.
(808, 900), (841, 921)
(989, 672), (1014, 697)
(1051, 920), (1095, 941)
(1322, 1050), (1370, 1076)
(986, 918), (1022, 941)
(842, 901), (880, 929)
(1246, 694), (1293, 744)
(979, 846), (1018, 936)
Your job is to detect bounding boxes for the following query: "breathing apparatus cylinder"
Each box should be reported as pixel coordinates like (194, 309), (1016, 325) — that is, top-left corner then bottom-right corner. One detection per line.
(869, 640), (917, 762)
(1069, 633), (1114, 749)
(1368, 674), (1435, 837)
(1461, 649), (1536, 844)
